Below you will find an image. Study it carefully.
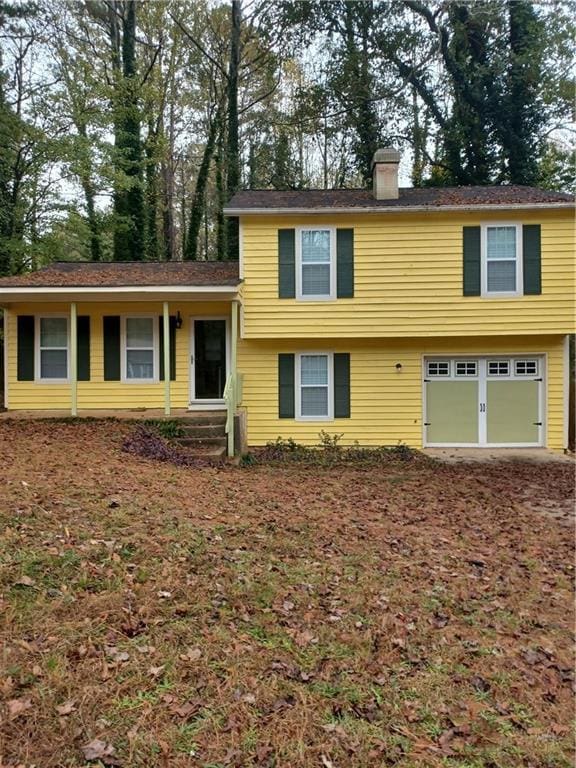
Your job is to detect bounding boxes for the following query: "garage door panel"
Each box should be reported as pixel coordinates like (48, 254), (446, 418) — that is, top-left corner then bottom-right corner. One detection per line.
(426, 381), (479, 444)
(487, 380), (539, 444)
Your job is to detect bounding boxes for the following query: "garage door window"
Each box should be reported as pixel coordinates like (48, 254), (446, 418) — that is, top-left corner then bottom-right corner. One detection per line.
(515, 360), (538, 376)
(455, 361), (478, 377)
(427, 361), (450, 377)
(488, 360), (510, 376)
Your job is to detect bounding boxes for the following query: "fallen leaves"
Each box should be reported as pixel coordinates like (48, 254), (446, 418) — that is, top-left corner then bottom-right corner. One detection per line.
(7, 699), (32, 720)
(81, 739), (117, 764)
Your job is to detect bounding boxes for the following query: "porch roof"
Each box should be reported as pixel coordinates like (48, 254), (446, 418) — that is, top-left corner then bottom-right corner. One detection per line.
(0, 260), (241, 305)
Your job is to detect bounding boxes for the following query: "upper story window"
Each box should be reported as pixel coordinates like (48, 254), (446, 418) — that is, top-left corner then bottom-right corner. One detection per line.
(482, 224), (521, 297)
(37, 316), (69, 381)
(122, 317), (157, 382)
(296, 228), (336, 300)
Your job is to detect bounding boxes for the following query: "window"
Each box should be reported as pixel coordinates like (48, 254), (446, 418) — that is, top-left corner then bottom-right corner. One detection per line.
(123, 317), (156, 381)
(455, 361), (478, 377)
(297, 228), (335, 299)
(488, 360), (510, 377)
(427, 361), (450, 377)
(483, 225), (521, 296)
(297, 353), (332, 419)
(515, 359), (538, 376)
(38, 317), (68, 380)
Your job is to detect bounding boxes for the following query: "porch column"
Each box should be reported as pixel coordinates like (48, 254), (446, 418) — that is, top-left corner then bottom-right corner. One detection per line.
(228, 300), (239, 457)
(70, 302), (78, 416)
(163, 301), (171, 416)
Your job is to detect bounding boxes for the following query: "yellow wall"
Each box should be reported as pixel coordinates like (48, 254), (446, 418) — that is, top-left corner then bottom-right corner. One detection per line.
(240, 209), (575, 338)
(5, 302), (231, 410)
(237, 335), (567, 449)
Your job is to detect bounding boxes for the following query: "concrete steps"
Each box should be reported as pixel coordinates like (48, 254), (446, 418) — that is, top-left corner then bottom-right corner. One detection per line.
(172, 411), (227, 460)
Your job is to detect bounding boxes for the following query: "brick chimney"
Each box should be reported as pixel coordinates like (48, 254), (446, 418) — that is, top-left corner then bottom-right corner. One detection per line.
(372, 147), (401, 200)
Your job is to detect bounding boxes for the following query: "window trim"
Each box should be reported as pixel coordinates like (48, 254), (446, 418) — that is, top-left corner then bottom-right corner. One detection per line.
(295, 226), (337, 301)
(35, 314), (70, 383)
(454, 360), (478, 378)
(514, 359), (538, 377)
(120, 315), (159, 384)
(487, 359), (511, 377)
(295, 351), (334, 421)
(481, 222), (523, 298)
(426, 359), (452, 378)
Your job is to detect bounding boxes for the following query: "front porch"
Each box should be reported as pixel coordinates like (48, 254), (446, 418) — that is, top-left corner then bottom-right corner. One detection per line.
(3, 294), (242, 456)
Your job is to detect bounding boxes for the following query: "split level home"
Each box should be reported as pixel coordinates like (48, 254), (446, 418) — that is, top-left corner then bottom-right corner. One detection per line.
(0, 148), (574, 455)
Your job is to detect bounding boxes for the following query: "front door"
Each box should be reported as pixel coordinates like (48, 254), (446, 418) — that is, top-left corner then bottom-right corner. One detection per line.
(191, 319), (227, 402)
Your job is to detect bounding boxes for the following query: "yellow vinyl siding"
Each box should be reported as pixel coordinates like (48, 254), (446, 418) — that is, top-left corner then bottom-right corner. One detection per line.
(240, 210), (575, 338)
(237, 335), (566, 450)
(5, 302), (231, 410)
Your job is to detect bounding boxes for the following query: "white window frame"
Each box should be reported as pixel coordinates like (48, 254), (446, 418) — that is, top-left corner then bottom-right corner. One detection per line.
(487, 359), (511, 377)
(514, 359), (538, 377)
(295, 352), (334, 421)
(454, 360), (478, 377)
(481, 222), (523, 298)
(121, 315), (159, 384)
(426, 360), (452, 378)
(295, 226), (337, 301)
(35, 315), (70, 383)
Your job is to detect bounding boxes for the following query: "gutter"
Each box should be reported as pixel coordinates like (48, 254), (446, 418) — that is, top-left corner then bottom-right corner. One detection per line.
(223, 202), (574, 216)
(0, 284), (240, 295)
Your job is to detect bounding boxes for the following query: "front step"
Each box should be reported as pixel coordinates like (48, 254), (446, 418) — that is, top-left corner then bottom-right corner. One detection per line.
(180, 423), (226, 438)
(168, 411), (228, 461)
(176, 436), (227, 448)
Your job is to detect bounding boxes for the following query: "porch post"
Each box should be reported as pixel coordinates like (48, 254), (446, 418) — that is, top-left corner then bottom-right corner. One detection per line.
(163, 301), (171, 416)
(70, 302), (78, 416)
(228, 300), (239, 457)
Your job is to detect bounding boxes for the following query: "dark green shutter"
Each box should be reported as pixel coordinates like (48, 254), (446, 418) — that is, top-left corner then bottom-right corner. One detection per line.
(333, 353), (350, 418)
(463, 226), (481, 296)
(17, 315), (35, 381)
(336, 229), (354, 298)
(159, 316), (177, 381)
(278, 229), (296, 298)
(77, 316), (90, 381)
(278, 353), (295, 418)
(103, 316), (121, 381)
(523, 224), (541, 295)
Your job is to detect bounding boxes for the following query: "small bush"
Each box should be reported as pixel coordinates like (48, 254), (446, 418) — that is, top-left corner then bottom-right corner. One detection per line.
(253, 434), (421, 467)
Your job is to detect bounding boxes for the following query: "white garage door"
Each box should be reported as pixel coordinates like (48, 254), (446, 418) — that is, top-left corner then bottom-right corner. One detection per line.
(424, 357), (544, 447)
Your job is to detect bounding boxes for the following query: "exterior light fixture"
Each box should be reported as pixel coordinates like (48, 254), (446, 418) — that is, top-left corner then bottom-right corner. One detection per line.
(395, 362), (402, 370)
(175, 311), (183, 330)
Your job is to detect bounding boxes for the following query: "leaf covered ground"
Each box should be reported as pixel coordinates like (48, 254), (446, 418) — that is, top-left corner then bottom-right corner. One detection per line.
(0, 420), (574, 768)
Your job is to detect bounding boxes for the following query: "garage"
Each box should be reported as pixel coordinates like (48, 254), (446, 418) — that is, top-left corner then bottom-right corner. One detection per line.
(424, 356), (544, 447)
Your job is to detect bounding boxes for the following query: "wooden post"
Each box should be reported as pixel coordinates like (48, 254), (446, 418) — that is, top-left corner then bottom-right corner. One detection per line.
(70, 302), (77, 416)
(228, 300), (238, 457)
(163, 301), (170, 416)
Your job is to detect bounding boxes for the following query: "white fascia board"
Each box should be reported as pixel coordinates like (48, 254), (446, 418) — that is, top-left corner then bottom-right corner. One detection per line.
(223, 202), (574, 216)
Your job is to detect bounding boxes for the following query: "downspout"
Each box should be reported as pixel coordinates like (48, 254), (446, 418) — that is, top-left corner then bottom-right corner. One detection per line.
(163, 301), (170, 416)
(70, 302), (77, 416)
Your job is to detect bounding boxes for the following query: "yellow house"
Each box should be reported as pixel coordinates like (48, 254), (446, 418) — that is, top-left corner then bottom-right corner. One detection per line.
(1, 149), (574, 454)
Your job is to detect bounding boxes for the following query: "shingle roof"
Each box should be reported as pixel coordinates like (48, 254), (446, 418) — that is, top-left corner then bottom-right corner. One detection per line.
(0, 260), (241, 288)
(225, 185), (574, 212)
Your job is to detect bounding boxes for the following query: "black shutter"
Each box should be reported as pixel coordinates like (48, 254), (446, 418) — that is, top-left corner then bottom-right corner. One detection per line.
(523, 224), (542, 295)
(103, 316), (121, 381)
(17, 315), (35, 381)
(336, 229), (354, 298)
(278, 229), (296, 298)
(77, 316), (90, 381)
(463, 226), (481, 296)
(159, 316), (177, 381)
(278, 353), (295, 418)
(333, 353), (350, 418)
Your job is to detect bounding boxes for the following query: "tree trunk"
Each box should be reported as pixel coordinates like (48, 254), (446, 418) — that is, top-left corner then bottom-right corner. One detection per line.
(225, 0), (241, 260)
(185, 105), (220, 260)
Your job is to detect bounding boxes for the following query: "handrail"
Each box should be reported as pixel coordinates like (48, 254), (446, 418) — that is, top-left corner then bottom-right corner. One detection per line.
(223, 371), (244, 457)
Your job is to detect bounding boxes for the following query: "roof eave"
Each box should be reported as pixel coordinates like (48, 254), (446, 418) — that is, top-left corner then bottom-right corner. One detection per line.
(224, 202), (574, 215)
(0, 284), (241, 306)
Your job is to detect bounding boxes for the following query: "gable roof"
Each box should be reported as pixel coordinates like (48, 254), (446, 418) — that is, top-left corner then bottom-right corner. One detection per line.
(0, 260), (240, 288)
(225, 185), (574, 214)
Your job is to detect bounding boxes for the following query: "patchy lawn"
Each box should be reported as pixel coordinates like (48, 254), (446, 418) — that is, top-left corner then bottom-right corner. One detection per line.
(0, 421), (574, 768)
